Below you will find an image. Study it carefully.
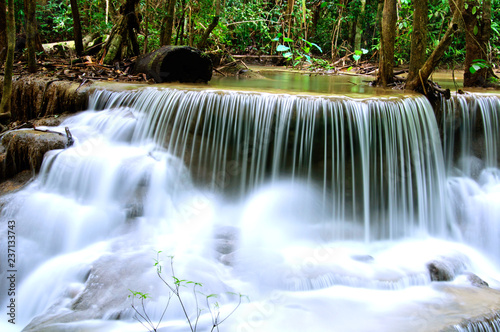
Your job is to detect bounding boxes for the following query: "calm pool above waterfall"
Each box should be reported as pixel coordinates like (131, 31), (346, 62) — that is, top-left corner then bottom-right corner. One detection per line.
(1, 71), (500, 332)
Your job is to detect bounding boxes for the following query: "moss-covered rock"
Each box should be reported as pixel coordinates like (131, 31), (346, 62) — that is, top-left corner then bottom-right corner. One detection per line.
(0, 129), (68, 181)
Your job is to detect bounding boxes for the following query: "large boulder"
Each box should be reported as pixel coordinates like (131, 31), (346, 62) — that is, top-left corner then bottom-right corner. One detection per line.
(0, 129), (69, 181)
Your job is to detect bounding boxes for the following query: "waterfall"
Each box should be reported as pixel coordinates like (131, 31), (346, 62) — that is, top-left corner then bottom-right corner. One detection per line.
(89, 88), (448, 240)
(1, 87), (500, 332)
(442, 93), (500, 262)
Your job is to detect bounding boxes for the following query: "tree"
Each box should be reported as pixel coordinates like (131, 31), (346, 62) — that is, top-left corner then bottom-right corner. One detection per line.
(405, 0), (465, 92)
(0, 1), (6, 64)
(0, 0), (15, 124)
(26, 0), (37, 72)
(463, 0), (497, 87)
(354, 0), (367, 51)
(160, 0), (176, 46)
(197, 0), (220, 50)
(407, 0), (428, 85)
(377, 0), (397, 86)
(70, 0), (84, 56)
(100, 0), (141, 65)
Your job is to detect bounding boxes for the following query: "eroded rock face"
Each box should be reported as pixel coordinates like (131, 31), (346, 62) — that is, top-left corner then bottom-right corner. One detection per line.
(0, 129), (68, 181)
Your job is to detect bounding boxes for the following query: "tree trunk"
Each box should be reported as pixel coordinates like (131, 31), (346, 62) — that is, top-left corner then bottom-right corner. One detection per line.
(407, 0), (428, 84)
(70, 0), (84, 56)
(100, 0), (140, 65)
(405, 0), (464, 91)
(26, 0), (37, 72)
(354, 0), (367, 51)
(160, 0), (176, 45)
(197, 0), (220, 50)
(0, 0), (15, 123)
(377, 0), (397, 86)
(463, 0), (493, 87)
(0, 0), (7, 63)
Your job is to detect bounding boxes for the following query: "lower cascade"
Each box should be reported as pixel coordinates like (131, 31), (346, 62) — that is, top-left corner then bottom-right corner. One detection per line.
(1, 87), (500, 332)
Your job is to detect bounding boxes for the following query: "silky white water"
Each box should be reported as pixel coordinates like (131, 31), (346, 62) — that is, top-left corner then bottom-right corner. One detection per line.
(1, 88), (500, 332)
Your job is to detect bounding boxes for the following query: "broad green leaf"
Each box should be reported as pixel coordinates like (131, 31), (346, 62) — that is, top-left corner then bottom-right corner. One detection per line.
(470, 64), (481, 74)
(464, 3), (468, 9)
(355, 50), (363, 55)
(277, 45), (290, 52)
(321, 2), (328, 8)
(283, 37), (294, 43)
(303, 46), (310, 53)
(472, 6), (477, 15)
(474, 25), (479, 35)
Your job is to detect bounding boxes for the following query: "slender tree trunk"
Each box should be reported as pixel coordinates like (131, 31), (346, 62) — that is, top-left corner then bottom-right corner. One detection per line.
(354, 0), (367, 51)
(143, 0), (150, 53)
(0, 0), (15, 122)
(197, 0), (220, 50)
(463, 0), (493, 86)
(0, 0), (7, 63)
(161, 0), (177, 45)
(70, 0), (84, 56)
(377, 0), (397, 86)
(26, 0), (37, 72)
(405, 0), (464, 91)
(407, 0), (428, 84)
(374, 0), (384, 40)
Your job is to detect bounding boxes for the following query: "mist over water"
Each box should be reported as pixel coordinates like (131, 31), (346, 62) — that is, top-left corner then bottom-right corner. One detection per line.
(1, 87), (500, 331)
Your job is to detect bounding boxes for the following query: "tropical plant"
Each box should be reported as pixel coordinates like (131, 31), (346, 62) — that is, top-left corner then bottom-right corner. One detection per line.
(129, 251), (246, 332)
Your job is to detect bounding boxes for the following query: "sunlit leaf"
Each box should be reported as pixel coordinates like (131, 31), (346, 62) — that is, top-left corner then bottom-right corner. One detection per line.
(353, 54), (361, 61)
(283, 52), (293, 58)
(472, 6), (477, 15)
(283, 37), (294, 43)
(276, 45), (290, 52)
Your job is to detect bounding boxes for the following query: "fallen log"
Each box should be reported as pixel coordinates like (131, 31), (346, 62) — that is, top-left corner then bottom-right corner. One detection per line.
(133, 45), (213, 83)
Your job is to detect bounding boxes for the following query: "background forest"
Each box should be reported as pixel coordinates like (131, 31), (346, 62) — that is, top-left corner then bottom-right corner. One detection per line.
(8, 0), (499, 69)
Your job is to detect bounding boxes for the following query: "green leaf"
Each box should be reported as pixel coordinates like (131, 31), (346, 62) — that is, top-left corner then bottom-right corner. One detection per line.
(303, 46), (310, 53)
(472, 6), (477, 15)
(283, 52), (293, 58)
(464, 3), (469, 9)
(470, 64), (481, 74)
(353, 54), (361, 61)
(474, 25), (479, 35)
(276, 45), (290, 52)
(321, 2), (328, 8)
(355, 50), (363, 55)
(283, 37), (294, 43)
(347, 66), (353, 71)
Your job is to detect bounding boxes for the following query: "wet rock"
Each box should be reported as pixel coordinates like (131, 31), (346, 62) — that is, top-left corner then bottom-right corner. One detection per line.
(0, 129), (67, 181)
(464, 272), (489, 288)
(427, 256), (467, 282)
(351, 255), (375, 263)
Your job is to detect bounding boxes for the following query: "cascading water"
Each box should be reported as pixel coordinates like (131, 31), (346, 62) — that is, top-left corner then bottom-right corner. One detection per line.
(0, 85), (500, 332)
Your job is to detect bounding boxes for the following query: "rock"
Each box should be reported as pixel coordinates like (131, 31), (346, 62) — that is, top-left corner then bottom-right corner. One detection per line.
(464, 272), (489, 288)
(427, 256), (467, 282)
(0, 129), (68, 181)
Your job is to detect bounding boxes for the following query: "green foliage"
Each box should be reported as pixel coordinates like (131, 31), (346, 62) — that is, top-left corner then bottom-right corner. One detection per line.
(469, 58), (491, 74)
(129, 251), (246, 332)
(36, 0), (74, 42)
(273, 33), (324, 68)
